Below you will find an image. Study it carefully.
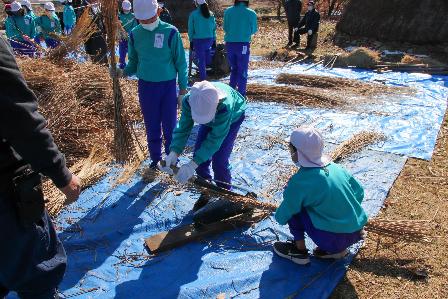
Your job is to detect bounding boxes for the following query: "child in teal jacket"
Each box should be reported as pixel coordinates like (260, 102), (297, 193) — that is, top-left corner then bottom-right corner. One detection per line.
(5, 1), (37, 56)
(188, 0), (216, 80)
(61, 0), (77, 35)
(163, 81), (246, 189)
(273, 127), (368, 265)
(36, 2), (62, 48)
(118, 0), (139, 69)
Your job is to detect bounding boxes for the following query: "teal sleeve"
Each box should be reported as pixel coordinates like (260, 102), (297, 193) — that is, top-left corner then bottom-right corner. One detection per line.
(172, 32), (188, 90)
(193, 108), (232, 165)
(275, 176), (305, 225)
(29, 18), (37, 38)
(212, 16), (217, 39)
(187, 14), (194, 41)
(5, 19), (14, 39)
(123, 36), (137, 76)
(55, 18), (62, 34)
(348, 174), (364, 204)
(223, 10), (229, 34)
(170, 98), (194, 155)
(252, 13), (258, 35)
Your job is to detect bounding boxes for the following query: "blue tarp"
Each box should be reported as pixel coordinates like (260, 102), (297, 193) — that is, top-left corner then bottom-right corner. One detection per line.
(7, 62), (447, 299)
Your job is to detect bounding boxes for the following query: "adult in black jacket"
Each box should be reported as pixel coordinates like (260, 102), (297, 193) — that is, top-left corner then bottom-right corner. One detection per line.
(0, 36), (81, 299)
(284, 0), (302, 48)
(83, 0), (108, 64)
(296, 0), (320, 50)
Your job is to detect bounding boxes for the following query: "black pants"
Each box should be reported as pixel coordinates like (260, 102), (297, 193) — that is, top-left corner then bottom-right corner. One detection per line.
(0, 191), (66, 299)
(288, 21), (300, 44)
(297, 28), (317, 49)
(84, 34), (108, 65)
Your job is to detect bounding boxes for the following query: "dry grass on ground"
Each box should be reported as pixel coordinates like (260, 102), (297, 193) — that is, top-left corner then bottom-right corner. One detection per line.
(331, 112), (448, 299)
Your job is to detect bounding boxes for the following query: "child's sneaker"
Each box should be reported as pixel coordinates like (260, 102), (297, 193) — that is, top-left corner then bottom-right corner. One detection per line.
(273, 241), (310, 265)
(313, 248), (348, 260)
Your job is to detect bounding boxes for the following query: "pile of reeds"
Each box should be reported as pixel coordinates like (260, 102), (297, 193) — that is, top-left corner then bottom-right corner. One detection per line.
(331, 131), (386, 162)
(47, 8), (98, 63)
(246, 83), (345, 109)
(365, 218), (433, 243)
(326, 47), (380, 69)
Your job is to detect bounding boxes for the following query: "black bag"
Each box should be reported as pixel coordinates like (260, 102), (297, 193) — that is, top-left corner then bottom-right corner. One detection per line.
(12, 166), (45, 227)
(211, 44), (231, 76)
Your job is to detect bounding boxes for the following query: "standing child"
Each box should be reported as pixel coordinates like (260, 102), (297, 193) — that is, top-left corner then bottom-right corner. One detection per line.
(19, 0), (36, 20)
(5, 1), (37, 56)
(61, 0), (77, 35)
(123, 0), (188, 168)
(188, 0), (216, 81)
(273, 127), (368, 265)
(163, 81), (246, 190)
(118, 0), (138, 69)
(223, 0), (257, 96)
(36, 2), (62, 48)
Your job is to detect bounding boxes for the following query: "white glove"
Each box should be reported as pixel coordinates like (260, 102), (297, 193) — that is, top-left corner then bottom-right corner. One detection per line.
(175, 160), (198, 184)
(109, 67), (123, 78)
(308, 30), (313, 36)
(293, 27), (299, 32)
(158, 151), (178, 174)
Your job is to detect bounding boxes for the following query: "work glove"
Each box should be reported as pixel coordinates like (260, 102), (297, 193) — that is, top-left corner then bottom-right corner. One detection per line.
(109, 67), (123, 78)
(308, 30), (313, 36)
(175, 160), (198, 184)
(158, 151), (178, 175)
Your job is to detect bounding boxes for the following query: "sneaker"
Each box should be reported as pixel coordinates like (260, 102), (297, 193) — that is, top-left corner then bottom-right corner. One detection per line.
(273, 241), (310, 265)
(313, 248), (348, 260)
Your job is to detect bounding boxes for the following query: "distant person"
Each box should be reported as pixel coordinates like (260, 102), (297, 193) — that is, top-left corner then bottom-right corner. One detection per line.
(36, 2), (62, 48)
(19, 0), (36, 19)
(284, 0), (302, 48)
(158, 1), (172, 24)
(295, 0), (320, 51)
(5, 1), (37, 56)
(223, 0), (257, 96)
(273, 127), (367, 265)
(118, 0), (138, 69)
(60, 0), (77, 35)
(83, 0), (108, 64)
(0, 34), (81, 299)
(122, 0), (188, 169)
(188, 0), (216, 80)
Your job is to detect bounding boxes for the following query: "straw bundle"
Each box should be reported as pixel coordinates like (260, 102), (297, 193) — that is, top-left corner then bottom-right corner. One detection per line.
(101, 0), (134, 163)
(365, 219), (433, 243)
(327, 47), (380, 69)
(246, 84), (344, 108)
(330, 131), (386, 162)
(47, 8), (98, 62)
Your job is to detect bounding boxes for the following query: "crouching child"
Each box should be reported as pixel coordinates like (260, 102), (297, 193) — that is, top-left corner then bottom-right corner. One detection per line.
(273, 127), (368, 265)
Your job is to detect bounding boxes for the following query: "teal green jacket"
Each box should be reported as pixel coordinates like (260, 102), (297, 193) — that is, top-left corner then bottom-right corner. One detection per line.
(36, 14), (62, 39)
(188, 8), (216, 41)
(223, 3), (258, 43)
(63, 5), (77, 28)
(119, 12), (138, 34)
(27, 11), (37, 20)
(124, 22), (188, 90)
(275, 163), (368, 234)
(5, 15), (36, 42)
(170, 82), (247, 165)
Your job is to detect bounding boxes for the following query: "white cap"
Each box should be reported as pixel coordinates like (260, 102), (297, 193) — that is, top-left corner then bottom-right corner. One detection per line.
(196, 0), (206, 5)
(19, 0), (32, 10)
(290, 127), (331, 168)
(44, 2), (55, 11)
(10, 1), (22, 12)
(59, 0), (73, 3)
(133, 0), (159, 20)
(188, 81), (226, 125)
(122, 0), (132, 11)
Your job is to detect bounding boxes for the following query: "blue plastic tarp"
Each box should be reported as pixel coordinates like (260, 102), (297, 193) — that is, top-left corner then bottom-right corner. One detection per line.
(7, 62), (448, 299)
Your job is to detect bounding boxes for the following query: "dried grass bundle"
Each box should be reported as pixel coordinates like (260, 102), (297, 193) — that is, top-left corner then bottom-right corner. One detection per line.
(365, 218), (433, 243)
(401, 55), (445, 67)
(330, 131), (386, 162)
(101, 0), (134, 163)
(246, 83), (344, 109)
(47, 8), (98, 62)
(327, 47), (380, 69)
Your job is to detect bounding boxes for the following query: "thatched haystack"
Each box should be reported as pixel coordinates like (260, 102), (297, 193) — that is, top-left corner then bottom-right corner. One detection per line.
(336, 0), (448, 44)
(324, 48), (380, 69)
